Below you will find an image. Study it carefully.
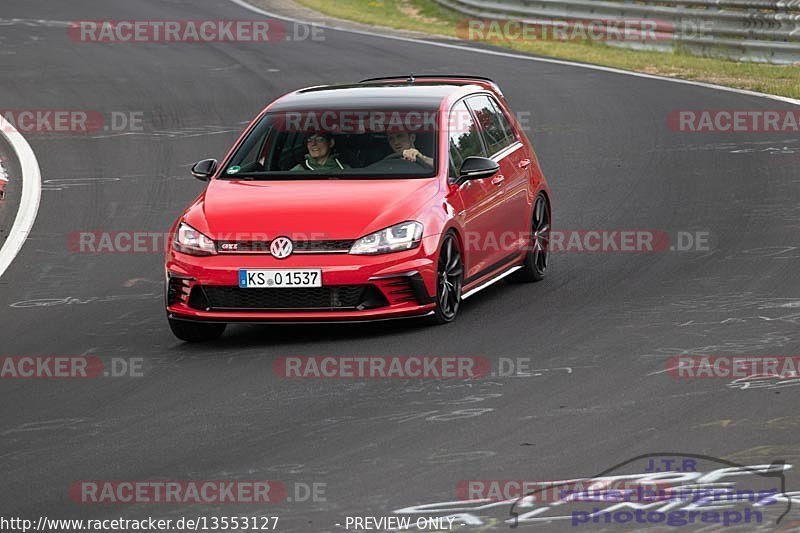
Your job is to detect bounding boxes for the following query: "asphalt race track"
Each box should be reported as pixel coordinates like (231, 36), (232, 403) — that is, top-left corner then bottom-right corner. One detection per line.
(1, 0), (800, 531)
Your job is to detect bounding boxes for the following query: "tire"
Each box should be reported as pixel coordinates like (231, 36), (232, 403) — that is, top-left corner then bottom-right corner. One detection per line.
(428, 232), (464, 325)
(511, 193), (550, 283)
(168, 317), (226, 342)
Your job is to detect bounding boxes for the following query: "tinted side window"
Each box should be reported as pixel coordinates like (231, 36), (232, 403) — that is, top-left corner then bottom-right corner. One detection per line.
(489, 97), (517, 144)
(467, 95), (515, 155)
(448, 100), (486, 174)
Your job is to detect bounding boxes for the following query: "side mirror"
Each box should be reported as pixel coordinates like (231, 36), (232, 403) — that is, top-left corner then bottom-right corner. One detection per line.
(191, 159), (218, 181)
(458, 156), (499, 182)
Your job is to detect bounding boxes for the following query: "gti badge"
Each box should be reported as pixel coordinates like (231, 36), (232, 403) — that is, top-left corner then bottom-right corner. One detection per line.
(270, 236), (293, 259)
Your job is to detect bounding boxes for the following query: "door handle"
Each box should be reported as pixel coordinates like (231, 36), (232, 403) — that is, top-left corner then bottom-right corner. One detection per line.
(491, 175), (505, 186)
(519, 159), (531, 169)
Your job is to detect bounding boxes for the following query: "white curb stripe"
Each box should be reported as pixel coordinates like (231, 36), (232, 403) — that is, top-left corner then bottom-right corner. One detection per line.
(228, 0), (800, 107)
(0, 116), (42, 280)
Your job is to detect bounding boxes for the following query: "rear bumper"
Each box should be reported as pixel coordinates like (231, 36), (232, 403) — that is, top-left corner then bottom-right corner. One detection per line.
(165, 235), (439, 323)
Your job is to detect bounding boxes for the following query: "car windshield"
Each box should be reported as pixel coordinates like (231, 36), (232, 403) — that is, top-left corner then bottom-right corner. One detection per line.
(222, 109), (439, 179)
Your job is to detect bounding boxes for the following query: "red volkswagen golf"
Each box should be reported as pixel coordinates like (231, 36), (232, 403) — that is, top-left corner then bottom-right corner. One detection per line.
(165, 76), (551, 341)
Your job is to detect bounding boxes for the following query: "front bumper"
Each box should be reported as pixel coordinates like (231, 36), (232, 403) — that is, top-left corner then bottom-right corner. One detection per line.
(165, 235), (439, 323)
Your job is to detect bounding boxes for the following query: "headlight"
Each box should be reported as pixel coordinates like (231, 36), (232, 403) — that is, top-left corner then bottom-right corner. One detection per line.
(349, 221), (423, 255)
(173, 222), (216, 256)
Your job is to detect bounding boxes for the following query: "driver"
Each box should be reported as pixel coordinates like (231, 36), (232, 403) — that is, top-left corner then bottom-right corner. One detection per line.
(386, 130), (433, 168)
(292, 132), (348, 171)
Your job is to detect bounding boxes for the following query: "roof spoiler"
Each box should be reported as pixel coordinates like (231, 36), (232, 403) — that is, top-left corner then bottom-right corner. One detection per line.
(359, 75), (503, 96)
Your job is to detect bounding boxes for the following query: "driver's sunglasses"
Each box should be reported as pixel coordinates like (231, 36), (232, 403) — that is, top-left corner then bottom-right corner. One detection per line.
(306, 135), (329, 145)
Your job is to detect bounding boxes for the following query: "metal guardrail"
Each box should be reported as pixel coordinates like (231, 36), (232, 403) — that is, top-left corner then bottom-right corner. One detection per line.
(432, 0), (800, 63)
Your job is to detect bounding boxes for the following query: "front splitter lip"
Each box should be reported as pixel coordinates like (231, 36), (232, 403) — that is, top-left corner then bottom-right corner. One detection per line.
(167, 305), (435, 324)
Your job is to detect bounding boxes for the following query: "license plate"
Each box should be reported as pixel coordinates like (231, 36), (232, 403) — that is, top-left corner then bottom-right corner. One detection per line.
(238, 269), (322, 288)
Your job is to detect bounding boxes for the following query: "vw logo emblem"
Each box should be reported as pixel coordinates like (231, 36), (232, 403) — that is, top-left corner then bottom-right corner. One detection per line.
(270, 236), (293, 259)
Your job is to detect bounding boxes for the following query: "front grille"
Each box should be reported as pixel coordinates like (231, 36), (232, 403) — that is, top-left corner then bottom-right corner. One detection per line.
(295, 240), (354, 252)
(189, 285), (387, 311)
(216, 239), (354, 254)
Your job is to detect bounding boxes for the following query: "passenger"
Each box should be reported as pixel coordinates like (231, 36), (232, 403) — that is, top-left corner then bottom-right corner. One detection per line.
(292, 132), (348, 171)
(386, 130), (434, 168)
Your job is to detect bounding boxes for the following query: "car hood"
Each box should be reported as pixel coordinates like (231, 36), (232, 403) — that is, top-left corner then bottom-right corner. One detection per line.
(188, 178), (439, 241)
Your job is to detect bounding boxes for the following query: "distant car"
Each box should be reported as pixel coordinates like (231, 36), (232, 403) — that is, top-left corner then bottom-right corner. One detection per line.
(165, 75), (551, 341)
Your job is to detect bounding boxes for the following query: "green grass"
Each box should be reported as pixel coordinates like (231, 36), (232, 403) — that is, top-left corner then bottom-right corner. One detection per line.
(293, 0), (800, 99)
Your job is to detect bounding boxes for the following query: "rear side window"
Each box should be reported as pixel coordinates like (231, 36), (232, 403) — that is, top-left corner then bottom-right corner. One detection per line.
(448, 100), (486, 174)
(467, 94), (516, 155)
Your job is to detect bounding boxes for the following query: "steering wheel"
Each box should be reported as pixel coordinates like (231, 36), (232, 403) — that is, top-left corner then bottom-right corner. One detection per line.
(383, 152), (428, 167)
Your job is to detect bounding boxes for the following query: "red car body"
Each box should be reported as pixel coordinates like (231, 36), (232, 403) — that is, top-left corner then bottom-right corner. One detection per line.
(165, 76), (550, 339)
